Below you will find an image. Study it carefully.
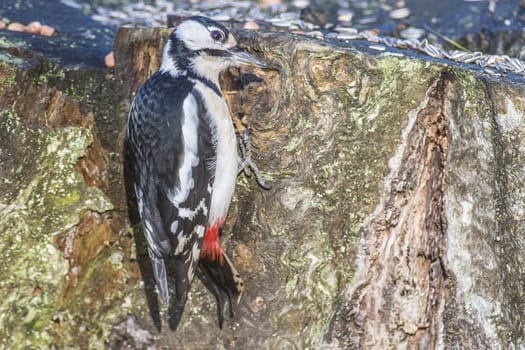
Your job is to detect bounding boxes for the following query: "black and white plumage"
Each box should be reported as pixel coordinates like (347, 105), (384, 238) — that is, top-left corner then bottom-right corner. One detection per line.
(127, 16), (266, 326)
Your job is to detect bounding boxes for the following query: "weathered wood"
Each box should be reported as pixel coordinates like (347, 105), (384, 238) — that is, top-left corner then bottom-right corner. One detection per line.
(1, 20), (525, 349)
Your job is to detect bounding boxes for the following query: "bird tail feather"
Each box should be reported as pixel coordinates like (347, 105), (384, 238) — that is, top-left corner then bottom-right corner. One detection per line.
(197, 251), (244, 328)
(148, 249), (169, 304)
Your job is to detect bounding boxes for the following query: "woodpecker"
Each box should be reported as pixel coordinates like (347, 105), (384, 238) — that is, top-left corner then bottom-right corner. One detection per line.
(127, 16), (267, 327)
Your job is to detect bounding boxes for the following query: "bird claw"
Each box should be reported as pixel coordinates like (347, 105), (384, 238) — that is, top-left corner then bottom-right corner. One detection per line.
(238, 128), (272, 190)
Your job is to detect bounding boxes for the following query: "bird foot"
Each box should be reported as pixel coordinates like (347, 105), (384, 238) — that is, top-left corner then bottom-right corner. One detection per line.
(238, 128), (272, 190)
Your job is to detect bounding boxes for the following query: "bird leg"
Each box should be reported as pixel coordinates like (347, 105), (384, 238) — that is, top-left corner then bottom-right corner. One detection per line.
(237, 128), (272, 190)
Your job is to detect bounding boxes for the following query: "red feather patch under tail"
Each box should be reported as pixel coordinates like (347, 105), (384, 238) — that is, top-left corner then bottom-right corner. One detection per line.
(200, 220), (225, 264)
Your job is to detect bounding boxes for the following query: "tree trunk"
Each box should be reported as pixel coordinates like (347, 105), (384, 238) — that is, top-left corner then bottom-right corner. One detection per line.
(1, 24), (524, 349)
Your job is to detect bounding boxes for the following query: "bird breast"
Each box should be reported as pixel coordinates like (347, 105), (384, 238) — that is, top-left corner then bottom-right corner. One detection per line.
(193, 80), (238, 226)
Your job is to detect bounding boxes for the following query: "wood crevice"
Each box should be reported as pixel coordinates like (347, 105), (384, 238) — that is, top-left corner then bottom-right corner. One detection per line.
(330, 71), (452, 349)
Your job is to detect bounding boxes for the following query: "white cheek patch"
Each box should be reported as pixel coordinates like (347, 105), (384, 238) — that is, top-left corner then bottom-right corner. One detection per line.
(224, 33), (237, 49)
(176, 21), (220, 50)
(190, 54), (231, 84)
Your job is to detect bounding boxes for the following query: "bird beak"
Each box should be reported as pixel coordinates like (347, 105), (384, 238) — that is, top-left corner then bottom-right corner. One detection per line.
(229, 46), (267, 68)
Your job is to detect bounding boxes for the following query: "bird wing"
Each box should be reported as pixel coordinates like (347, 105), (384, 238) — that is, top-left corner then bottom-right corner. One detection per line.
(167, 88), (216, 306)
(128, 73), (215, 304)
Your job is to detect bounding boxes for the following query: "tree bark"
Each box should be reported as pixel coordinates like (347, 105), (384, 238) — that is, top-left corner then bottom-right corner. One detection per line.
(1, 24), (524, 349)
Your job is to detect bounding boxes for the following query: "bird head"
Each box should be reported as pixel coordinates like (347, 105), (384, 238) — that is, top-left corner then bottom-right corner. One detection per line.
(160, 16), (267, 82)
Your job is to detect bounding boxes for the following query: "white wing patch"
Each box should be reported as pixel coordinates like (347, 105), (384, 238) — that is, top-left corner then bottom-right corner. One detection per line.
(167, 94), (200, 206)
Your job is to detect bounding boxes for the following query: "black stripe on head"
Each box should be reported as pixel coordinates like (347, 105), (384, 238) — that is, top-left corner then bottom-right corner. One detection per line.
(167, 37), (195, 71)
(198, 48), (231, 58)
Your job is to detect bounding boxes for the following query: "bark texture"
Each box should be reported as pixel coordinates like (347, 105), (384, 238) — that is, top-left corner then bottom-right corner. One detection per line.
(1, 24), (525, 349)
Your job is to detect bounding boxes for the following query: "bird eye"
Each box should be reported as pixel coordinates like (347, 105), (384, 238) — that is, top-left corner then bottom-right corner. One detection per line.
(210, 30), (224, 42)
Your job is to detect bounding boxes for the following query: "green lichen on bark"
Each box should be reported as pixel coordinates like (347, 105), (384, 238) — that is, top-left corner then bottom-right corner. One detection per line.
(57, 245), (132, 349)
(0, 108), (112, 348)
(277, 56), (442, 348)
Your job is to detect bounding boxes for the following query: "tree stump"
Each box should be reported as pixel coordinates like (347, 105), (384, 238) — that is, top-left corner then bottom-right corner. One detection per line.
(1, 19), (525, 349)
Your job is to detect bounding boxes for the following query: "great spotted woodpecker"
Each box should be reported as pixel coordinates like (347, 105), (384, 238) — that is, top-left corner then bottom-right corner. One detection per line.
(127, 16), (267, 327)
